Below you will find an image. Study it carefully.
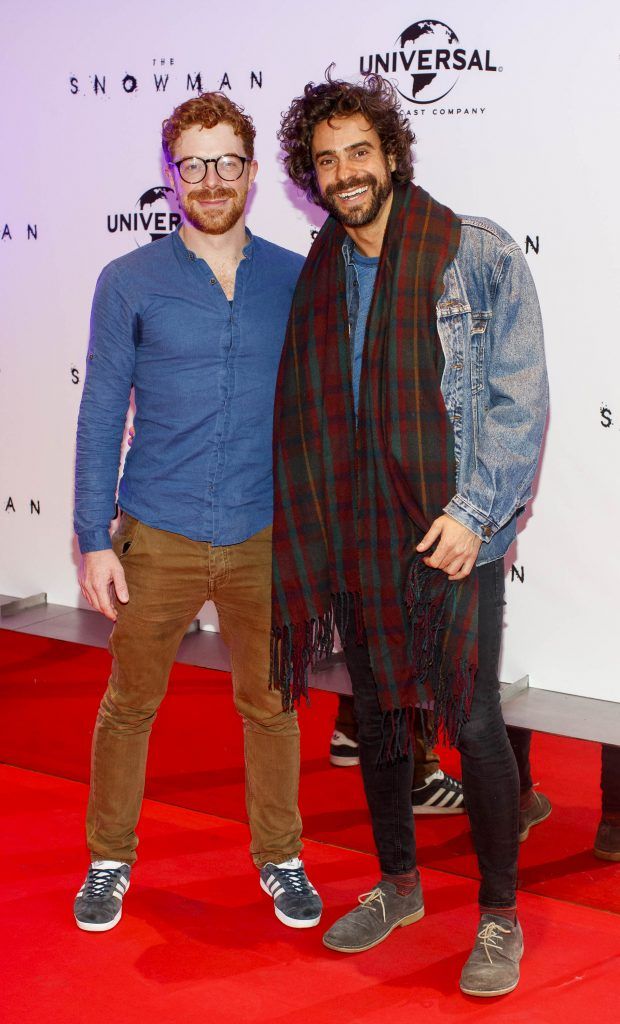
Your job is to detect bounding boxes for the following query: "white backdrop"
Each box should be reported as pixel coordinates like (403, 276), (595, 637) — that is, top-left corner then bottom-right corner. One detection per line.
(1, 1), (619, 703)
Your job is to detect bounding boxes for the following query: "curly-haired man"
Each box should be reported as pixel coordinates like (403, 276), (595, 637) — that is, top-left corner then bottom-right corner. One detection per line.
(73, 93), (322, 934)
(272, 73), (548, 996)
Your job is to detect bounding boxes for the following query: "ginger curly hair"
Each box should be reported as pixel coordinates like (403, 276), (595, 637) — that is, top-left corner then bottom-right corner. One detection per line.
(162, 92), (256, 163)
(278, 71), (415, 204)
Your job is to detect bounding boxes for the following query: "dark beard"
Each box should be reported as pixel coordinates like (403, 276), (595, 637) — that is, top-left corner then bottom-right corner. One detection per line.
(320, 172), (393, 227)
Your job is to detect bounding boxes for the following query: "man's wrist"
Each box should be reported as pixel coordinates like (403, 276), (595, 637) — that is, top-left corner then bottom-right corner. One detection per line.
(77, 529), (113, 555)
(443, 497), (495, 542)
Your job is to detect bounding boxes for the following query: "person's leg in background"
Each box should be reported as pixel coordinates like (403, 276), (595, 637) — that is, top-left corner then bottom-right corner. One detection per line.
(411, 708), (465, 815)
(594, 743), (620, 861)
(330, 693), (360, 766)
(506, 725), (552, 841)
(330, 697), (465, 814)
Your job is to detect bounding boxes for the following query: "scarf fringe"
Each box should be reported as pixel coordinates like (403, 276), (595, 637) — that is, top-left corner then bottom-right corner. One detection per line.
(377, 658), (475, 763)
(270, 591), (363, 712)
(402, 557), (476, 749)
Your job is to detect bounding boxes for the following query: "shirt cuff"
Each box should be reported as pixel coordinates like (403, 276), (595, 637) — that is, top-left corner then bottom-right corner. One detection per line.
(77, 528), (113, 554)
(443, 496), (496, 542)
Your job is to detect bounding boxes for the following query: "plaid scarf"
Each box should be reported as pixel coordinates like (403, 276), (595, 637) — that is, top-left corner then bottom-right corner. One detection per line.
(271, 182), (478, 751)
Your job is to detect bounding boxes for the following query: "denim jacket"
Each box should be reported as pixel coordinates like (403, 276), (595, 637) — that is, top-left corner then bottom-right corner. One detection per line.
(343, 215), (548, 566)
(437, 217), (547, 564)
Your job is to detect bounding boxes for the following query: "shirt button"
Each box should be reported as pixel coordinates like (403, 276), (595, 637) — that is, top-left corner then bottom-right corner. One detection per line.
(210, 277), (216, 285)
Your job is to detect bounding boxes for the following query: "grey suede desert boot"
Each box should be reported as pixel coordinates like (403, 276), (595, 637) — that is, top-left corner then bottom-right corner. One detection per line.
(322, 879), (424, 953)
(460, 914), (524, 997)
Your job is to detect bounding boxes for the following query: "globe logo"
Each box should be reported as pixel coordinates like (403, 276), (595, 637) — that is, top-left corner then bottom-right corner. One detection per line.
(106, 186), (181, 248)
(396, 20), (460, 104)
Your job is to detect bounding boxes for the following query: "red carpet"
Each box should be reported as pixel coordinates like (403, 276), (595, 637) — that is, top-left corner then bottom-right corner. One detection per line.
(1, 628), (618, 916)
(2, 764), (619, 1024)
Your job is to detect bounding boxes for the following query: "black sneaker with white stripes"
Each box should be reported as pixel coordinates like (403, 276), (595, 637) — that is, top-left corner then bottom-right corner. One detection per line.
(259, 858), (322, 928)
(412, 769), (466, 815)
(74, 861), (131, 932)
(329, 730), (360, 767)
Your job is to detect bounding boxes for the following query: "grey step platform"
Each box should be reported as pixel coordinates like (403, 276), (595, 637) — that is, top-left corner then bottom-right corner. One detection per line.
(2, 596), (619, 747)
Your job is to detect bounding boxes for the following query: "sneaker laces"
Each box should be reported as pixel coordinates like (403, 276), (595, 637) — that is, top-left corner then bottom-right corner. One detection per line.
(357, 888), (387, 922)
(274, 860), (314, 896)
(83, 866), (123, 900)
(477, 920), (511, 964)
(413, 769), (445, 791)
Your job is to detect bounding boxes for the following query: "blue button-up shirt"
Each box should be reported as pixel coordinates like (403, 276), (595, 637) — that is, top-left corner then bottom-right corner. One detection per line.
(75, 229), (303, 553)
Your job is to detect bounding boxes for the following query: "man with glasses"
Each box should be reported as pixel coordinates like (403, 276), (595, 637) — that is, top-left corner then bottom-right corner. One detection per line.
(73, 93), (322, 933)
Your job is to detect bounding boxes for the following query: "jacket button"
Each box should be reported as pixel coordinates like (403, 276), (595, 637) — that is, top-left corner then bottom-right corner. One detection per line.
(484, 525), (492, 538)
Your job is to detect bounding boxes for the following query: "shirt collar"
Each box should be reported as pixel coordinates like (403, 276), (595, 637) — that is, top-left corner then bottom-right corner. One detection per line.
(172, 225), (254, 262)
(341, 234), (355, 266)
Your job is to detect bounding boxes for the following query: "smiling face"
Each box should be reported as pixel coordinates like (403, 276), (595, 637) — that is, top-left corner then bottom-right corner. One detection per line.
(165, 121), (257, 236)
(311, 113), (395, 228)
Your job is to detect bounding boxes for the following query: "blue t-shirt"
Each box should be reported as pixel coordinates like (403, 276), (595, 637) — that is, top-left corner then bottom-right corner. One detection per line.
(345, 245), (379, 416)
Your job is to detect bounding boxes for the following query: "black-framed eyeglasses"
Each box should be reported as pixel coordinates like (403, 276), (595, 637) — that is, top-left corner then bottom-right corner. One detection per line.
(169, 154), (249, 184)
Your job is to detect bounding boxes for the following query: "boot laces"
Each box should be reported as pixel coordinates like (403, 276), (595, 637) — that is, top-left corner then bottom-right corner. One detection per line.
(358, 888), (387, 921)
(477, 920), (511, 963)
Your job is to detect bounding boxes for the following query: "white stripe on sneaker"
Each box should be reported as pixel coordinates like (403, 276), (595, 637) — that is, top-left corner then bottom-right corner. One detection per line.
(423, 787), (447, 806)
(436, 791), (458, 807)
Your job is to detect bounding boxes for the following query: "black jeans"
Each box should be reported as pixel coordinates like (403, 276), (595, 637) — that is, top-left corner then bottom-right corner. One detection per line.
(343, 557), (519, 908)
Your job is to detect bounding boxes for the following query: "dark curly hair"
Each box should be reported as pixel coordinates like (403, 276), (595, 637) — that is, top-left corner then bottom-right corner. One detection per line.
(278, 70), (415, 205)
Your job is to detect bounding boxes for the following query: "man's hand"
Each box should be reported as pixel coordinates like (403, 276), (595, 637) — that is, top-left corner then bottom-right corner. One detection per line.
(79, 550), (129, 621)
(416, 514), (483, 581)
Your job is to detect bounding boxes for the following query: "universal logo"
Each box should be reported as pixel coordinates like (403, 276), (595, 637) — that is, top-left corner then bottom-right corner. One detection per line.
(107, 186), (181, 247)
(360, 18), (500, 107)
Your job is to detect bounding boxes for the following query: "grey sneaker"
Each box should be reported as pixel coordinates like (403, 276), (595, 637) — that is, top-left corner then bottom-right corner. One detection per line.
(519, 790), (552, 841)
(259, 858), (322, 928)
(322, 879), (424, 953)
(74, 861), (131, 932)
(460, 914), (523, 997)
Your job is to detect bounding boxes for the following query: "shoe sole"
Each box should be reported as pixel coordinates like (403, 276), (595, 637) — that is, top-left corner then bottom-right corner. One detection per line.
(260, 877), (322, 929)
(460, 978), (519, 998)
(329, 754), (360, 767)
(594, 848), (620, 862)
(74, 879), (130, 932)
(519, 804), (552, 842)
(322, 906), (425, 953)
(413, 805), (466, 815)
(75, 905), (124, 932)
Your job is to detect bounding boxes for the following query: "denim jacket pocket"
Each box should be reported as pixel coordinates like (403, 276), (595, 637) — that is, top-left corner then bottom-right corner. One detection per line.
(437, 300), (471, 464)
(470, 312), (492, 396)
